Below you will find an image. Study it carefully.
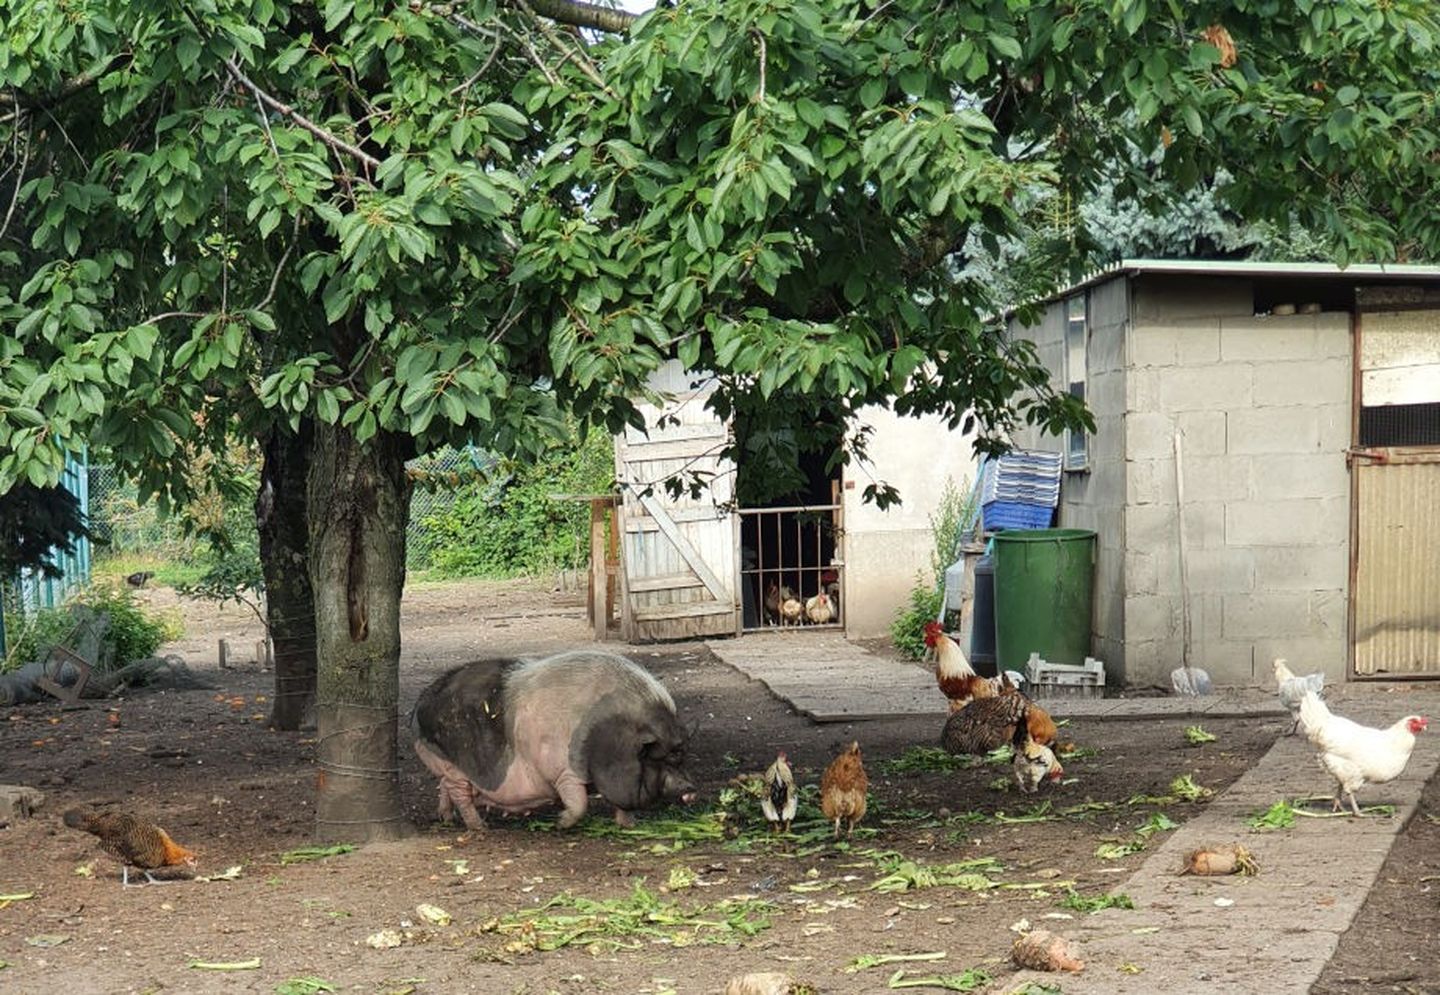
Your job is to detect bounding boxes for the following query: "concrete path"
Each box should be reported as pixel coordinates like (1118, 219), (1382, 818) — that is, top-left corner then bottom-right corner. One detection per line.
(705, 632), (1289, 722)
(1012, 688), (1440, 994)
(706, 632), (1440, 994)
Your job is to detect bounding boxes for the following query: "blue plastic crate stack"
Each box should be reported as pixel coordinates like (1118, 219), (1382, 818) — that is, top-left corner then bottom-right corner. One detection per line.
(980, 450), (1062, 531)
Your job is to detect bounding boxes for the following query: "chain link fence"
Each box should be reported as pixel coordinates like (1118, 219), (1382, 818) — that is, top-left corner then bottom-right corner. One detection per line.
(85, 447), (499, 566)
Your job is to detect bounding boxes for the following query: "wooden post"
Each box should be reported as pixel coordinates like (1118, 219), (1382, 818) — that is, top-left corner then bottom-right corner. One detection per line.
(218, 639), (229, 669)
(590, 499), (608, 640)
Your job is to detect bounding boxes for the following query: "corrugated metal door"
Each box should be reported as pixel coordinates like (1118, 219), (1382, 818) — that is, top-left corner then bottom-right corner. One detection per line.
(1352, 305), (1440, 677)
(614, 362), (739, 641)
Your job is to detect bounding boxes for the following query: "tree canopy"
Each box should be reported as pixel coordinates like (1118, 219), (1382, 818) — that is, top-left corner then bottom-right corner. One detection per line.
(4, 0), (1439, 836)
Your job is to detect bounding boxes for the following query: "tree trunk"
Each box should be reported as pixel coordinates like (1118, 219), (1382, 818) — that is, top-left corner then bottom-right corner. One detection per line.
(257, 420), (317, 732)
(308, 422), (413, 843)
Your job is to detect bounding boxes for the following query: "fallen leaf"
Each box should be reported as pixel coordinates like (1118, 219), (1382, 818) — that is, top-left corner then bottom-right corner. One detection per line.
(25, 935), (70, 948)
(415, 904), (451, 926)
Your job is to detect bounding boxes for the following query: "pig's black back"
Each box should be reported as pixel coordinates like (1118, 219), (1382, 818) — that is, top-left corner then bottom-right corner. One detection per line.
(410, 658), (515, 790)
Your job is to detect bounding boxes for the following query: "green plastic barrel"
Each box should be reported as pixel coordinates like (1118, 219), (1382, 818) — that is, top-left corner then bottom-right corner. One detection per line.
(993, 528), (1096, 671)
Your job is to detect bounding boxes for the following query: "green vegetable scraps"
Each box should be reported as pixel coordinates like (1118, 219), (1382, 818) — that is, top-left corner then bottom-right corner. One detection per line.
(1060, 888), (1135, 914)
(846, 951), (948, 972)
(189, 958), (261, 971)
(279, 844), (355, 865)
(887, 967), (991, 991)
(1184, 726), (1217, 744)
(275, 979), (337, 995)
(479, 882), (773, 953)
(1247, 800), (1297, 832)
(1170, 774), (1213, 801)
(869, 857), (1003, 894)
(879, 747), (981, 775)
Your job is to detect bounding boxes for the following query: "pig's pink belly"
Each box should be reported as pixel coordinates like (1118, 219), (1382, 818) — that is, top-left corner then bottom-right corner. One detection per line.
(470, 763), (562, 812)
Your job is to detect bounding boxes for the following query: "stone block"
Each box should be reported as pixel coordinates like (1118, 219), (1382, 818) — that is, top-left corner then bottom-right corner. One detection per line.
(1179, 455), (1251, 502)
(1223, 592), (1317, 638)
(1177, 410), (1229, 456)
(1126, 549), (1159, 596)
(1126, 367), (1161, 412)
(1220, 314), (1319, 361)
(1184, 547), (1257, 594)
(1160, 363), (1253, 412)
(1131, 324), (1180, 367)
(1315, 312), (1354, 359)
(1177, 323), (1222, 363)
(1, 785), (45, 820)
(1252, 358), (1352, 408)
(1126, 458), (1174, 506)
(1126, 411), (1176, 460)
(1317, 402), (1351, 449)
(1226, 497), (1347, 546)
(1226, 407), (1322, 454)
(1253, 544), (1350, 592)
(1181, 501), (1228, 549)
(1126, 594), (1180, 640)
(1249, 452), (1350, 502)
(1134, 275), (1254, 321)
(1126, 502), (1178, 552)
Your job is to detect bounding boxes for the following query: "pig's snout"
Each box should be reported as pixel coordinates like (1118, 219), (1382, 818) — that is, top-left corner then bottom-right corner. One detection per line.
(680, 790), (698, 804)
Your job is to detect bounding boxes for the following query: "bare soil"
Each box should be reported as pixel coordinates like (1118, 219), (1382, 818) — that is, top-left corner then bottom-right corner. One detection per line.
(0, 578), (1425, 994)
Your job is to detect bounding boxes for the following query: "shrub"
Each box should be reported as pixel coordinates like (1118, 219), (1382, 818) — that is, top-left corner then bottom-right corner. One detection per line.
(416, 430), (614, 579)
(890, 582), (944, 661)
(890, 477), (977, 661)
(2, 584), (182, 673)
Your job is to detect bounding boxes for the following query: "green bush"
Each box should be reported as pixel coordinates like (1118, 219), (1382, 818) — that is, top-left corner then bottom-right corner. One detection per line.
(415, 430), (614, 579)
(891, 477), (977, 661)
(890, 582), (944, 661)
(2, 584), (183, 673)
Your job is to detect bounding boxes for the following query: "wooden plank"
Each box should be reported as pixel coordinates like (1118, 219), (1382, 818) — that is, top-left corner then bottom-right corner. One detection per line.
(636, 491), (731, 601)
(623, 506), (732, 531)
(589, 501), (608, 641)
(628, 573), (708, 593)
(633, 600), (734, 622)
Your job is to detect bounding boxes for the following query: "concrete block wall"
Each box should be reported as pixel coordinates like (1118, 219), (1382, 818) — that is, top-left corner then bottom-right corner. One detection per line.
(1122, 276), (1353, 687)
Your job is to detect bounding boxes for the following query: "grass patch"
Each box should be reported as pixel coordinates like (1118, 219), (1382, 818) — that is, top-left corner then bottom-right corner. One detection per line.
(478, 882), (773, 953)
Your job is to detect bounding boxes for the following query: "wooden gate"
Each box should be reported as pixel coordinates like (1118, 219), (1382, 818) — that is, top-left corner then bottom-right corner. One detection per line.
(1351, 302), (1440, 677)
(614, 363), (739, 641)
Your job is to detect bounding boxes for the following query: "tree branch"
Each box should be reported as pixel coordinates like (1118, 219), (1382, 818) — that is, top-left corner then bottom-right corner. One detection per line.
(513, 0), (618, 98)
(512, 0), (639, 34)
(222, 58), (380, 180)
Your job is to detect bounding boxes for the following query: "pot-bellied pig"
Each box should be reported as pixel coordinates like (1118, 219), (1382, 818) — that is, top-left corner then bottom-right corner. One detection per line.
(410, 650), (697, 829)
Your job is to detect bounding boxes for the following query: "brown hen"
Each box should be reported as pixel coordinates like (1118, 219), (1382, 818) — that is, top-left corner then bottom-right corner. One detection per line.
(941, 681), (1060, 752)
(820, 741), (868, 839)
(64, 808), (197, 887)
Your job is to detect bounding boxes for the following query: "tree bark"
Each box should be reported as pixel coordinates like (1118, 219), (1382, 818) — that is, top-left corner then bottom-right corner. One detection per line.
(256, 420), (318, 732)
(308, 422), (413, 843)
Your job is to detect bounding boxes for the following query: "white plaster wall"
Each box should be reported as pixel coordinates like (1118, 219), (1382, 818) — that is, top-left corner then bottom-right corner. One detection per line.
(841, 406), (980, 638)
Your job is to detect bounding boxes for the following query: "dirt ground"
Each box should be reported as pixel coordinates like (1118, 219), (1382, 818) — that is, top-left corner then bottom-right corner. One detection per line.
(0, 578), (1431, 994)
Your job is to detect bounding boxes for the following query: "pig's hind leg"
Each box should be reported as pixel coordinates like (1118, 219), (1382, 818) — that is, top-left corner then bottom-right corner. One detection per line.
(554, 770), (591, 829)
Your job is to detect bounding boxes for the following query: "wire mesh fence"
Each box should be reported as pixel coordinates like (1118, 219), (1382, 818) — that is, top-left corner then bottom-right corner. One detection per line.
(84, 446), (499, 568)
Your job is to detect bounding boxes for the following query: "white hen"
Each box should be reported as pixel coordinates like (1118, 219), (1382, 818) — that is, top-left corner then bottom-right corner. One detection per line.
(1273, 658), (1325, 735)
(1298, 691), (1428, 815)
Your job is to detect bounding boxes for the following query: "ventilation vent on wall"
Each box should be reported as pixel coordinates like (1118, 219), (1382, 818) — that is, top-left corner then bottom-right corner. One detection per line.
(1359, 402), (1440, 447)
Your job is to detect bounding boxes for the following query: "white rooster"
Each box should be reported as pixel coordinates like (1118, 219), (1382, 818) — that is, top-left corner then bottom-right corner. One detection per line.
(1298, 690), (1428, 815)
(1273, 657), (1325, 735)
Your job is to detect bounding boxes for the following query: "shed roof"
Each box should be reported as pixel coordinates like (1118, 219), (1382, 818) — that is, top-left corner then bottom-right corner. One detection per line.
(1062, 257), (1440, 298)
